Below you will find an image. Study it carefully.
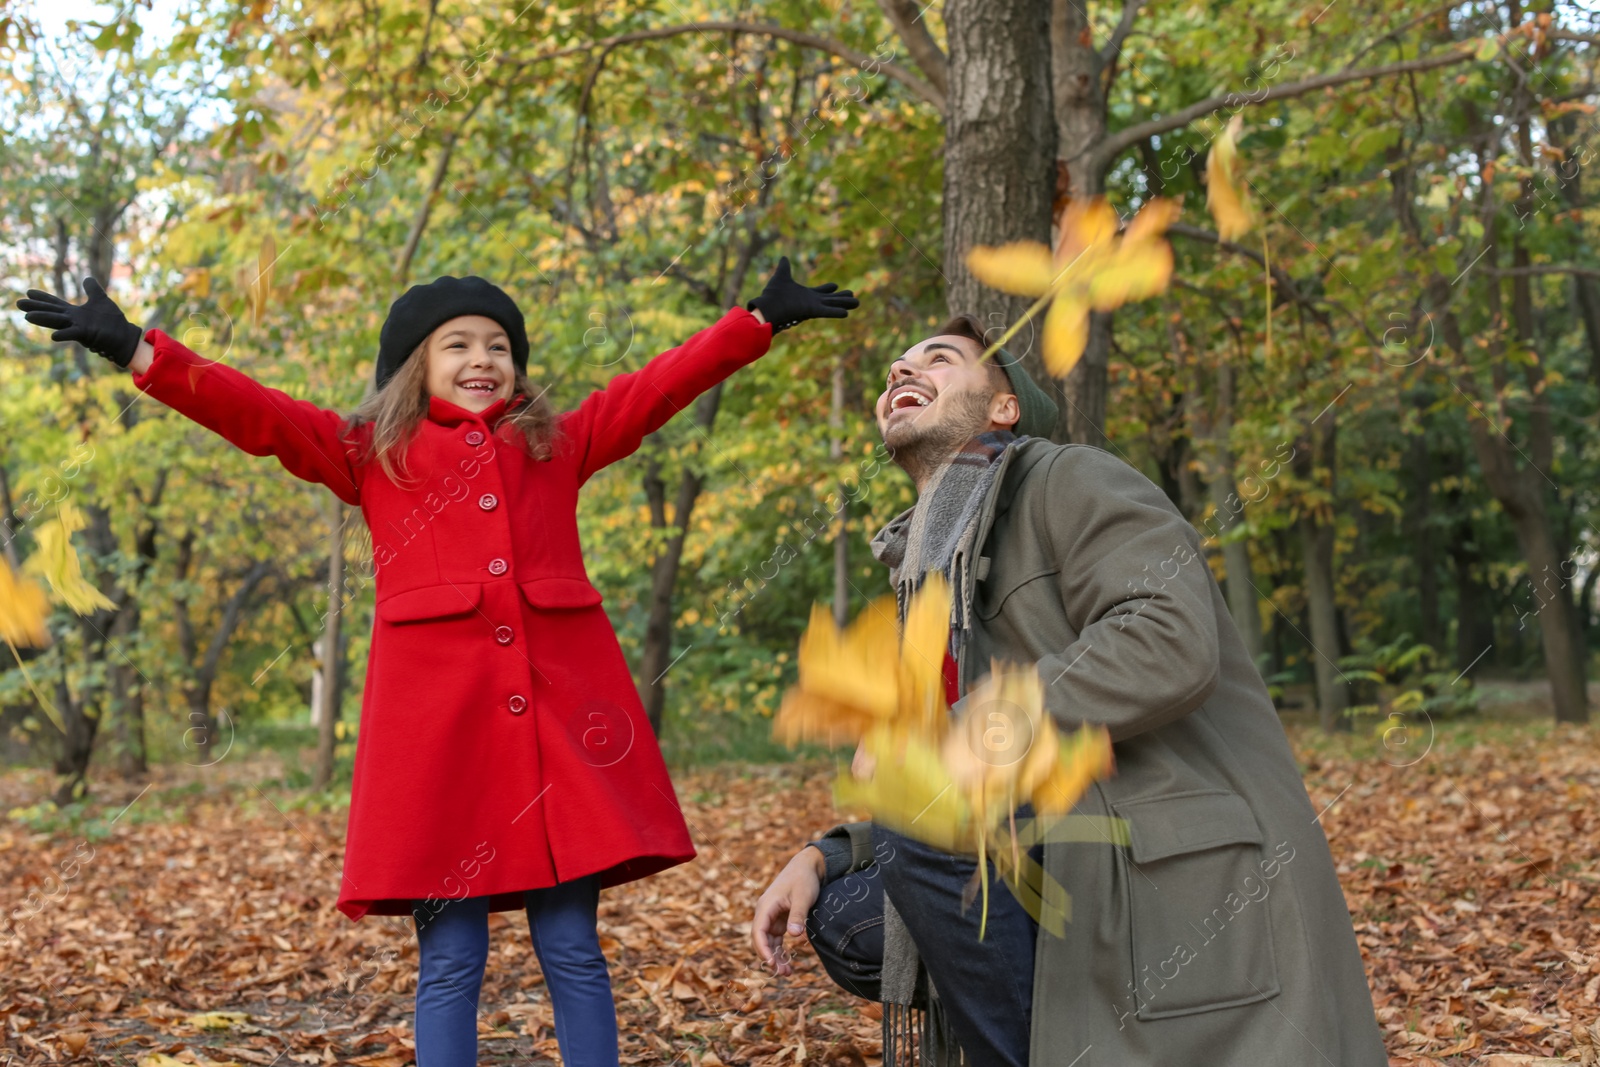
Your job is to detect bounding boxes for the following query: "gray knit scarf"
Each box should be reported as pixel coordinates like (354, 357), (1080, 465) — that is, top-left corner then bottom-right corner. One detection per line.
(868, 431), (1020, 1062)
(871, 430), (1020, 656)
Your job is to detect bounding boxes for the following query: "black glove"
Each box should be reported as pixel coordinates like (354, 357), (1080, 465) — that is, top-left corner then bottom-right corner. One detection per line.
(746, 256), (859, 334)
(16, 277), (145, 368)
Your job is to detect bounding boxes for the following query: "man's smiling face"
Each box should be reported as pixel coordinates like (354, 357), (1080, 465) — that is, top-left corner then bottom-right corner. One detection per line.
(874, 333), (1018, 453)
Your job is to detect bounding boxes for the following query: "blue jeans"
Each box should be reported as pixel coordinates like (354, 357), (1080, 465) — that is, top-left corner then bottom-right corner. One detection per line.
(413, 875), (617, 1067)
(807, 826), (1039, 1067)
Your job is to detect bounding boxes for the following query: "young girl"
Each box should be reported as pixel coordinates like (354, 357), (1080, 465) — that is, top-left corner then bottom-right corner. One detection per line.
(17, 263), (856, 1066)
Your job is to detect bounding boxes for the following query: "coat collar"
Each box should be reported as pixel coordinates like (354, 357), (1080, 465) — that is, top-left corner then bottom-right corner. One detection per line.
(425, 392), (528, 428)
(867, 437), (1055, 608)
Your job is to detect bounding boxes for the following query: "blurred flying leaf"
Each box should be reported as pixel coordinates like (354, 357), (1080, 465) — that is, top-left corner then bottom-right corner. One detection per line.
(778, 581), (1113, 936)
(24, 503), (114, 615)
(0, 558), (51, 647)
(1206, 115), (1256, 239)
(773, 577), (951, 748)
(967, 197), (1177, 378)
(236, 234), (276, 326)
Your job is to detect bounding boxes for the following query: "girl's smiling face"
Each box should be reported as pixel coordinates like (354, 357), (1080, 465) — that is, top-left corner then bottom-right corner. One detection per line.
(424, 315), (515, 412)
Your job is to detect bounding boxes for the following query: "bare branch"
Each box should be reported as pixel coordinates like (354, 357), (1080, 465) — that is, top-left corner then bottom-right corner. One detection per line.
(502, 21), (945, 112)
(1489, 264), (1600, 279)
(875, 0), (948, 99)
(1545, 82), (1599, 104)
(1342, 0), (1479, 69)
(396, 96), (485, 284)
(1098, 0), (1143, 66)
(1092, 48), (1475, 170)
(1168, 221), (1330, 324)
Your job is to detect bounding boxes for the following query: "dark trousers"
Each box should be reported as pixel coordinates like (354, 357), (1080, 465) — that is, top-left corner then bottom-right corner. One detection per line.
(806, 825), (1039, 1067)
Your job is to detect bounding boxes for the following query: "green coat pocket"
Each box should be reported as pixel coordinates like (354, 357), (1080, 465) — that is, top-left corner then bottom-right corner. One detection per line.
(1113, 789), (1283, 1020)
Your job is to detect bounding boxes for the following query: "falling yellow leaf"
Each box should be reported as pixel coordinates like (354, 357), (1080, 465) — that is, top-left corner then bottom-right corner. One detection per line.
(836, 724), (972, 853)
(138, 1056), (190, 1067)
(778, 584), (1115, 939)
(773, 577), (952, 749)
(943, 664), (1055, 822)
(185, 1010), (251, 1031)
(1030, 725), (1116, 816)
(1206, 114), (1256, 240)
(237, 234), (277, 325)
(965, 242), (1055, 298)
(23, 504), (114, 615)
(773, 600), (900, 745)
(967, 197), (1177, 379)
(0, 559), (51, 647)
(899, 574), (952, 735)
(1042, 296), (1090, 380)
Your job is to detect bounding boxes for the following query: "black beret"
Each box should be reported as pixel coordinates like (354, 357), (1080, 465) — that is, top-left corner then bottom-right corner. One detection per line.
(375, 275), (529, 390)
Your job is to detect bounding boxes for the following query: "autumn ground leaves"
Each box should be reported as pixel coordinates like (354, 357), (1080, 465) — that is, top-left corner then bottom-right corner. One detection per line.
(3, 717), (1595, 1064)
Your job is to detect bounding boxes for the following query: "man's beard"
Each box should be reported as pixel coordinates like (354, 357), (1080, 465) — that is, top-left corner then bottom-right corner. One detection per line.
(882, 387), (995, 487)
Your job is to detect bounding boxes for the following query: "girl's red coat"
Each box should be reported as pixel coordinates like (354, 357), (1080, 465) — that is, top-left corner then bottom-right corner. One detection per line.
(132, 309), (773, 919)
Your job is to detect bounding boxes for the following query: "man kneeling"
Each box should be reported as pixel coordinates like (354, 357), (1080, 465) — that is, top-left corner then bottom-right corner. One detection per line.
(752, 317), (1386, 1066)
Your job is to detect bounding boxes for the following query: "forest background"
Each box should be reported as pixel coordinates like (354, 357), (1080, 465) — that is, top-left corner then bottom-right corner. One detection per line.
(0, 0), (1597, 809)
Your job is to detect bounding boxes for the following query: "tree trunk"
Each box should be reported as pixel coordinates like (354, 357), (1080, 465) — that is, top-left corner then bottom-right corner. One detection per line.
(1406, 412), (1443, 653)
(1296, 420), (1348, 731)
(638, 435), (709, 736)
(1547, 114), (1600, 385)
(314, 499), (348, 789)
(1449, 537), (1495, 675)
(109, 602), (147, 777)
(47, 505), (123, 802)
(0, 461), (21, 571)
(1469, 446), (1589, 722)
(942, 0), (1056, 373)
(831, 355), (850, 628)
(1208, 364), (1265, 667)
(52, 667), (96, 806)
(109, 472), (165, 779)
(1450, 236), (1588, 722)
(1052, 0), (1116, 445)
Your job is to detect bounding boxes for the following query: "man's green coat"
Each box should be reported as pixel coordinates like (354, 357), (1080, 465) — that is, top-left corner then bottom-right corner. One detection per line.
(831, 440), (1387, 1066)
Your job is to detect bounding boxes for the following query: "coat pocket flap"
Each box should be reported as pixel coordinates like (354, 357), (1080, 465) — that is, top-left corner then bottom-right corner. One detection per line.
(376, 582), (483, 623)
(518, 577), (604, 609)
(1114, 790), (1263, 864)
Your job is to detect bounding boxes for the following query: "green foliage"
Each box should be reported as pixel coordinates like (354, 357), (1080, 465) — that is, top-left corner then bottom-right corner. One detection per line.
(1341, 637), (1484, 720)
(2, 0), (1597, 793)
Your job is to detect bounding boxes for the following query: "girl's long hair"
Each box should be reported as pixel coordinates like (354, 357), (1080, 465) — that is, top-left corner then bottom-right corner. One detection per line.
(345, 340), (558, 484)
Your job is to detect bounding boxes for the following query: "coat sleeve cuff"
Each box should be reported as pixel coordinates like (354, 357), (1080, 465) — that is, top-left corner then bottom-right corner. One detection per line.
(810, 821), (875, 883)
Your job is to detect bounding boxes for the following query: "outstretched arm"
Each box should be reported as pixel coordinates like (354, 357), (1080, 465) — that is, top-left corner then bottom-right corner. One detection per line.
(18, 280), (361, 504)
(132, 330), (363, 504)
(564, 257), (857, 483)
(563, 306), (772, 483)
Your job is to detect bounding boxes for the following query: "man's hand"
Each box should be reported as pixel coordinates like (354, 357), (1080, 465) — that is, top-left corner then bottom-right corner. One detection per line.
(851, 738), (876, 780)
(752, 845), (827, 975)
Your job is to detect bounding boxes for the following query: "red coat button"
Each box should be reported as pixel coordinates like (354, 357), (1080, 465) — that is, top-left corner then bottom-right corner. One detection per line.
(488, 558), (508, 576)
(479, 493), (498, 511)
(465, 430), (485, 446)
(494, 625), (513, 645)
(508, 694), (527, 715)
